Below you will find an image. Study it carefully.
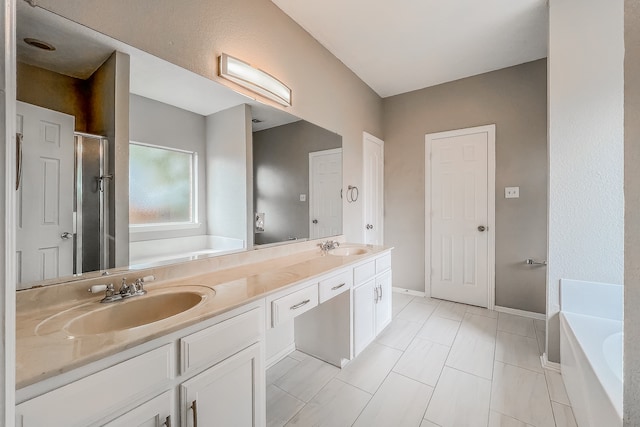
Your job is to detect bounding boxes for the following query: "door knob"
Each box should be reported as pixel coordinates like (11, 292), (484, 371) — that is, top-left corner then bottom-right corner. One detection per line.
(61, 231), (72, 240)
(477, 225), (486, 232)
(312, 219), (318, 224)
(366, 224), (374, 230)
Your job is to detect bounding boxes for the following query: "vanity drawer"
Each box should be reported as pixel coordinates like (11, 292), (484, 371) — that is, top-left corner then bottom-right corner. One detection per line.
(16, 344), (173, 427)
(319, 269), (352, 303)
(354, 260), (376, 286)
(376, 253), (392, 273)
(272, 284), (319, 327)
(180, 307), (262, 375)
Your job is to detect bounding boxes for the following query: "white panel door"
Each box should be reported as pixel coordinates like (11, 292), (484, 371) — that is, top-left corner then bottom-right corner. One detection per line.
(363, 132), (384, 245)
(16, 101), (75, 286)
(309, 148), (342, 239)
(427, 125), (494, 307)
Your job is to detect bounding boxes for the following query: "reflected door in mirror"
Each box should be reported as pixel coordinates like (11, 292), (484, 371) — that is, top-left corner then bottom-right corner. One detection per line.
(16, 101), (75, 284)
(309, 149), (342, 239)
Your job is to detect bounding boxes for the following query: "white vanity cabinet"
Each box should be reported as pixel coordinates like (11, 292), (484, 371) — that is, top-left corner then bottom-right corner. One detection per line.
(16, 304), (265, 427)
(104, 390), (175, 427)
(16, 344), (175, 427)
(178, 307), (265, 427)
(353, 252), (392, 356)
(180, 343), (263, 427)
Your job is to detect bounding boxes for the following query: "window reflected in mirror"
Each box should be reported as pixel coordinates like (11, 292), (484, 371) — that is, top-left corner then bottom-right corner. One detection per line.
(129, 142), (197, 227)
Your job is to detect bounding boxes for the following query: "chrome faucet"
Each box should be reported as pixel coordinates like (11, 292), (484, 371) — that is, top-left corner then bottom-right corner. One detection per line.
(319, 240), (340, 253)
(89, 277), (147, 303)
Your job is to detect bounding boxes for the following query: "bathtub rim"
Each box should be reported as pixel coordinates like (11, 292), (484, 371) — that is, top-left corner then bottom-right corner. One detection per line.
(560, 311), (622, 420)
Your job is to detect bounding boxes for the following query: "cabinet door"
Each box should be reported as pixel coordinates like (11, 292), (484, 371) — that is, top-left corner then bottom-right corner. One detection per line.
(375, 270), (393, 335)
(103, 390), (174, 427)
(181, 343), (265, 427)
(353, 279), (376, 356)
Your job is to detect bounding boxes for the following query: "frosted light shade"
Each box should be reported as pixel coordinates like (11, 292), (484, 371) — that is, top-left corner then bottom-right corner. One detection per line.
(219, 53), (291, 106)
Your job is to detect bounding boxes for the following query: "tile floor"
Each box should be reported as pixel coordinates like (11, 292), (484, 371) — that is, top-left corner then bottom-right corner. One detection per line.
(266, 292), (577, 427)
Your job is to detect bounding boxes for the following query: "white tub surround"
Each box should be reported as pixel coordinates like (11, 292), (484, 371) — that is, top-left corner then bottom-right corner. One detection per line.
(560, 279), (623, 427)
(129, 235), (245, 267)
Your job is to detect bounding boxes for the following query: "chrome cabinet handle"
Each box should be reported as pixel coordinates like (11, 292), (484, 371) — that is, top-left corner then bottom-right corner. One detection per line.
(374, 286), (379, 303)
(378, 285), (383, 302)
(191, 400), (198, 427)
(16, 133), (23, 191)
(331, 283), (346, 291)
(163, 415), (172, 427)
(290, 299), (311, 310)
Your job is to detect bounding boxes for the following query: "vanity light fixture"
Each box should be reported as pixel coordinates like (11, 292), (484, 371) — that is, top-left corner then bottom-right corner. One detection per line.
(218, 53), (292, 107)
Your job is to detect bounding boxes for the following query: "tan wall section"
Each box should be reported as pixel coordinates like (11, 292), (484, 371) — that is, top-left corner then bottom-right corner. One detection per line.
(625, 0), (640, 423)
(86, 51), (130, 268)
(17, 62), (89, 131)
(383, 60), (547, 313)
(35, 0), (384, 243)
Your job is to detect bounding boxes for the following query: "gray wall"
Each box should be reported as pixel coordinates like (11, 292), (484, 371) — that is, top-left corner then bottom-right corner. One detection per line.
(129, 94), (207, 242)
(253, 120), (341, 245)
(383, 59), (547, 314)
(36, 0), (384, 243)
(625, 0), (640, 423)
(206, 104), (252, 245)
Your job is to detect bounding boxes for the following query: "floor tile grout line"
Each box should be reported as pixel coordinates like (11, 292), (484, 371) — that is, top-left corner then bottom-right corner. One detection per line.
(268, 298), (572, 427)
(496, 358), (546, 376)
(415, 326), (459, 423)
(331, 376), (374, 398)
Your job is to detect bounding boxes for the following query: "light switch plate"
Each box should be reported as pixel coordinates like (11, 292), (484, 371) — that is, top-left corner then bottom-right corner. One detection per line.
(299, 194), (307, 202)
(505, 187), (520, 199)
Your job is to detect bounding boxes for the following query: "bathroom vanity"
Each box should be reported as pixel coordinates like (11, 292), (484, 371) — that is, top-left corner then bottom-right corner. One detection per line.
(15, 241), (392, 426)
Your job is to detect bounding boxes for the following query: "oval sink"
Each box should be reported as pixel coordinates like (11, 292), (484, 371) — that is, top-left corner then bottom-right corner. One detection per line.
(328, 246), (370, 256)
(64, 292), (204, 336)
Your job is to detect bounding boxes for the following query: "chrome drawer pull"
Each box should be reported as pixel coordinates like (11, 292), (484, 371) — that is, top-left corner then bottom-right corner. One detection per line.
(331, 283), (346, 291)
(191, 400), (198, 427)
(290, 299), (311, 310)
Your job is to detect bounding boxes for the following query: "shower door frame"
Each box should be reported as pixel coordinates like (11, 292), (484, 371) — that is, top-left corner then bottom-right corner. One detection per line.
(74, 132), (110, 274)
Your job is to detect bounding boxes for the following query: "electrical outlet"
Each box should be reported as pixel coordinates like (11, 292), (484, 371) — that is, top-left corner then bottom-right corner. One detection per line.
(505, 187), (520, 199)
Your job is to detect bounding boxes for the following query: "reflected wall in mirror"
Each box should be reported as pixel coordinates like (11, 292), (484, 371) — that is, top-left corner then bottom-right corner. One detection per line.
(253, 120), (342, 245)
(15, 2), (343, 290)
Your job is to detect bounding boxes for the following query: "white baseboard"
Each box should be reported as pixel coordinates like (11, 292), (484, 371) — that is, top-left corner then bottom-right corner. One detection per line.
(494, 305), (546, 321)
(540, 353), (561, 372)
(392, 287), (426, 297)
(266, 343), (296, 369)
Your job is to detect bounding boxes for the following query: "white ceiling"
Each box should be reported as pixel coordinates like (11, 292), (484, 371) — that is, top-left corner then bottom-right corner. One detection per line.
(272, 0), (548, 97)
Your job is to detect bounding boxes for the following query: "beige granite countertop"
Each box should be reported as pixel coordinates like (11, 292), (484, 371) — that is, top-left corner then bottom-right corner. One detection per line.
(16, 244), (390, 389)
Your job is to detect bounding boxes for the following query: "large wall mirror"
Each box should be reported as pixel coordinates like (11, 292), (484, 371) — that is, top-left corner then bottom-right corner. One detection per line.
(15, 2), (343, 290)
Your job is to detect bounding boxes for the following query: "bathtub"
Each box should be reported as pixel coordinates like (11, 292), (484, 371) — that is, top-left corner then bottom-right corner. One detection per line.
(560, 279), (622, 427)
